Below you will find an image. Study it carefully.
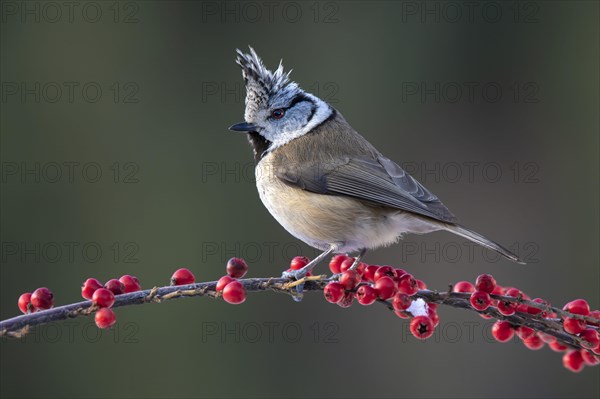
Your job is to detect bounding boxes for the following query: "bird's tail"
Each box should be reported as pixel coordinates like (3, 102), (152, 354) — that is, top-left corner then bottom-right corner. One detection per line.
(444, 224), (526, 265)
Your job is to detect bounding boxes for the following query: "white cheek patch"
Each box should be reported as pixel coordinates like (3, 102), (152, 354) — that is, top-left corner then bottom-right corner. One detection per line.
(267, 95), (333, 152)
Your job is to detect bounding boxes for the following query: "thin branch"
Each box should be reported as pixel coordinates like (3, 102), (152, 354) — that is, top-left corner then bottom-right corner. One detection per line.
(0, 277), (325, 338)
(0, 275), (598, 358)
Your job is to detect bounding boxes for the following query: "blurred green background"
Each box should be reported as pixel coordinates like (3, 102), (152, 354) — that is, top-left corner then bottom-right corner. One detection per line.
(1, 1), (598, 398)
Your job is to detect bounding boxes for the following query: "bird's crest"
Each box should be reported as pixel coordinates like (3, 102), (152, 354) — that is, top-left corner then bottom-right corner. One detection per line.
(235, 47), (300, 120)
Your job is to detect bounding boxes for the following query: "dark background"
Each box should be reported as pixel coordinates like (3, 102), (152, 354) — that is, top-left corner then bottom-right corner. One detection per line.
(1, 1), (598, 398)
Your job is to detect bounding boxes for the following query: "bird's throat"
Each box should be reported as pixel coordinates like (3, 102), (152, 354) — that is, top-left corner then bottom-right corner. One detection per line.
(247, 132), (272, 163)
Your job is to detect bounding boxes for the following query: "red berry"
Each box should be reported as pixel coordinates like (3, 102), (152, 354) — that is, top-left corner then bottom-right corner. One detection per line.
(216, 275), (234, 292)
(563, 299), (590, 316)
(92, 288), (115, 308)
(170, 268), (195, 285)
(427, 309), (440, 327)
(289, 256), (309, 271)
(397, 273), (418, 296)
(340, 258), (366, 275)
(523, 334), (544, 350)
(498, 300), (517, 316)
(18, 293), (33, 314)
(81, 278), (103, 300)
(323, 282), (345, 304)
(337, 291), (354, 308)
(392, 293), (412, 312)
(452, 281), (475, 293)
(505, 288), (522, 298)
(563, 317), (586, 334)
(394, 268), (408, 278)
(549, 341), (568, 352)
(491, 284), (504, 296)
(329, 254), (350, 274)
(104, 279), (125, 295)
(362, 265), (379, 282)
(475, 274), (496, 294)
(410, 316), (435, 340)
(416, 279), (427, 290)
(580, 349), (600, 366)
(492, 321), (514, 342)
(374, 276), (396, 300)
(470, 291), (491, 311)
(339, 258), (354, 272)
(579, 329), (600, 349)
(339, 270), (361, 290)
(394, 310), (410, 319)
(528, 298), (549, 316)
(538, 332), (556, 343)
(563, 350), (585, 372)
(222, 281), (246, 304)
(515, 326), (535, 340)
(226, 258), (248, 278)
(119, 275), (141, 293)
(374, 266), (396, 281)
(95, 308), (117, 329)
(588, 310), (600, 326)
(355, 285), (377, 305)
(30, 287), (54, 310)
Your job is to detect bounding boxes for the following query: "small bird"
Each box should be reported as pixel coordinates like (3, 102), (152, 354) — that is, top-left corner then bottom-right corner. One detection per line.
(229, 47), (524, 281)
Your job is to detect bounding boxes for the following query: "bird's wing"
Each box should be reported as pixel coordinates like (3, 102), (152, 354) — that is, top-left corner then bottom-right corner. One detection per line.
(275, 154), (458, 223)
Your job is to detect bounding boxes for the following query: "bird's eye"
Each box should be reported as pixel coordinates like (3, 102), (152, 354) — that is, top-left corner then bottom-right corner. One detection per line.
(272, 109), (285, 119)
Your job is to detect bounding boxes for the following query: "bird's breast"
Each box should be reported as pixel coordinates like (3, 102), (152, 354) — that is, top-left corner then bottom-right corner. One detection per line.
(255, 157), (422, 252)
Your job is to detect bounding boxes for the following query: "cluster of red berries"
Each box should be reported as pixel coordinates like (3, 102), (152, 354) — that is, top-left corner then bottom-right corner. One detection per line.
(323, 255), (437, 340)
(81, 275), (142, 329)
(453, 276), (600, 373)
(171, 263), (248, 304)
(13, 256), (598, 373)
(215, 258), (248, 304)
(18, 287), (54, 314)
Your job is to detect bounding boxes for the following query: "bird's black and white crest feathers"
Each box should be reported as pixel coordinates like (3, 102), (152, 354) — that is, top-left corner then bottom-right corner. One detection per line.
(235, 47), (301, 121)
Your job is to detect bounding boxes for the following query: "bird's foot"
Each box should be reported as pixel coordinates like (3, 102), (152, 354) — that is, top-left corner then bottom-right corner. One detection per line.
(281, 268), (308, 302)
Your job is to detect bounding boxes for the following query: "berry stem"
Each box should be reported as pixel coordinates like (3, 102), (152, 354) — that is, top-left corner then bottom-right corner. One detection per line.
(1, 274), (598, 360)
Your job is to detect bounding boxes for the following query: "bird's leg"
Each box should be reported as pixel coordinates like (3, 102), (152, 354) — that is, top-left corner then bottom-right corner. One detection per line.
(282, 245), (336, 302)
(348, 248), (367, 271)
(282, 245), (336, 280)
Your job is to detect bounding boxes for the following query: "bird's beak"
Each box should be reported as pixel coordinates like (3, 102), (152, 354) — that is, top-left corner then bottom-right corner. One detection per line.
(229, 122), (257, 132)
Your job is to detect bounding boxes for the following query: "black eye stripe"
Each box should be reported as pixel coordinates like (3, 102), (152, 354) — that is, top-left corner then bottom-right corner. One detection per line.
(285, 94), (314, 110)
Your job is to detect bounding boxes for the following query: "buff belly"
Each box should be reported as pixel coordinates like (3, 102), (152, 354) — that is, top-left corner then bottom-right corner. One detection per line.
(255, 163), (442, 253)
